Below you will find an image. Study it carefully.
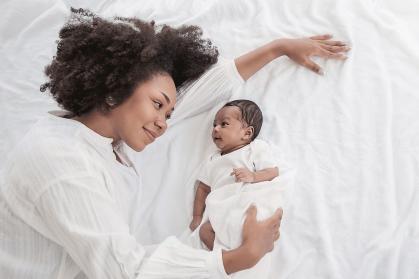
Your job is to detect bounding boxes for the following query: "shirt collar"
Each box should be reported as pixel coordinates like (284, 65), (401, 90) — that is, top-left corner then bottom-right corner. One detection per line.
(47, 110), (114, 151)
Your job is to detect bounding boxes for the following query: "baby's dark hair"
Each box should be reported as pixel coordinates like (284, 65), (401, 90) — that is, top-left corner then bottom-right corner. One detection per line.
(223, 99), (263, 141)
(40, 8), (218, 116)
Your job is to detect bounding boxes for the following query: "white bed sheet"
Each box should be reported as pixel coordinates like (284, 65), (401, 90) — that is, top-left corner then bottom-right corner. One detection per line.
(1, 0), (418, 278)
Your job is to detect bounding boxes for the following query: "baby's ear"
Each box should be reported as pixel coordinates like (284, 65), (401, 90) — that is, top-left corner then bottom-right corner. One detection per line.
(243, 126), (254, 141)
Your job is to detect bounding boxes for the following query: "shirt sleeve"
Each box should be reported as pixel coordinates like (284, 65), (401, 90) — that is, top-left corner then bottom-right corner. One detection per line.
(35, 175), (230, 279)
(196, 167), (210, 188)
(35, 175), (146, 279)
(138, 236), (230, 279)
(169, 57), (245, 126)
(196, 155), (213, 187)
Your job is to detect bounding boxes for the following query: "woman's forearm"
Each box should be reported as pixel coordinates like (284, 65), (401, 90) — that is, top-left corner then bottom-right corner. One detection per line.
(234, 39), (285, 81)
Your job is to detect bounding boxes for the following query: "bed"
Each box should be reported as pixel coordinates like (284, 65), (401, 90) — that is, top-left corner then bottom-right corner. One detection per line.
(1, 0), (418, 278)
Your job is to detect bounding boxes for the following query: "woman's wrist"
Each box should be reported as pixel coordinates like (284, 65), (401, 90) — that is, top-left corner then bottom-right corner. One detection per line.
(221, 243), (260, 274)
(270, 38), (289, 58)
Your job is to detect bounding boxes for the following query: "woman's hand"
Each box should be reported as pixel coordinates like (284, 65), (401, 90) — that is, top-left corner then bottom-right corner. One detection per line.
(221, 205), (283, 274)
(276, 34), (350, 75)
(241, 205), (283, 263)
(235, 34), (349, 80)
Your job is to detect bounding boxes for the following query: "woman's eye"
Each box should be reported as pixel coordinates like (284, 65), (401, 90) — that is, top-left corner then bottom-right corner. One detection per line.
(221, 122), (228, 127)
(166, 114), (172, 120)
(153, 101), (163, 109)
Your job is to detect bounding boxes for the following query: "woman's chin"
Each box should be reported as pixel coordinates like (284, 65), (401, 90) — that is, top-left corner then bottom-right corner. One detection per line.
(126, 140), (147, 152)
(134, 146), (146, 152)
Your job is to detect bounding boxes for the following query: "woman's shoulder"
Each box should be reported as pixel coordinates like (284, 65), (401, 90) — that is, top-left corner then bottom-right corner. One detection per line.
(5, 114), (107, 180)
(16, 115), (88, 156)
(2, 115), (111, 205)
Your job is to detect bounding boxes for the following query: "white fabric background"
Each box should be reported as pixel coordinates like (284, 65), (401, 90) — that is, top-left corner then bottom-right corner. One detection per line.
(1, 0), (418, 278)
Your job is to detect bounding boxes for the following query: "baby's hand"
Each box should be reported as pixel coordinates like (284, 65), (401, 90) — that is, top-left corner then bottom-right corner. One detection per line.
(189, 216), (202, 231)
(231, 167), (255, 183)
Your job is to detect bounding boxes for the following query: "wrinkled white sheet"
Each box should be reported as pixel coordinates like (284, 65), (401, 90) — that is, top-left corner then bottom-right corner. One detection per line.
(1, 0), (418, 278)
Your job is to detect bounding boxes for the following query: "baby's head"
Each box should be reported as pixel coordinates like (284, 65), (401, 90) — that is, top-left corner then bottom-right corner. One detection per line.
(212, 99), (263, 154)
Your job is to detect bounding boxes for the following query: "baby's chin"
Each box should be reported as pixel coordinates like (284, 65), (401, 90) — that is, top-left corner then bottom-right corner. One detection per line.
(213, 139), (222, 148)
(215, 144), (231, 153)
(214, 144), (223, 151)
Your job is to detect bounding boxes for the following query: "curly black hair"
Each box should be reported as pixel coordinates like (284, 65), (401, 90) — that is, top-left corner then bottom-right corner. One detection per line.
(40, 8), (219, 116)
(224, 99), (263, 141)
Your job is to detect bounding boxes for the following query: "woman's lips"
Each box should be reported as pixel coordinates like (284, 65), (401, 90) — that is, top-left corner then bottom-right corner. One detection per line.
(143, 128), (156, 142)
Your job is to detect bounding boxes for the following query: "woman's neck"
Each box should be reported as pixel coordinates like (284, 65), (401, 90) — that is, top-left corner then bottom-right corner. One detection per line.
(72, 110), (119, 144)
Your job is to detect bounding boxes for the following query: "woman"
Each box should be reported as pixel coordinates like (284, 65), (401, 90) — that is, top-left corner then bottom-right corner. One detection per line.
(0, 8), (348, 279)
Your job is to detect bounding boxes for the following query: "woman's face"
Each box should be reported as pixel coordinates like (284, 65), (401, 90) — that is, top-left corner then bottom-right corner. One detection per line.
(110, 73), (176, 151)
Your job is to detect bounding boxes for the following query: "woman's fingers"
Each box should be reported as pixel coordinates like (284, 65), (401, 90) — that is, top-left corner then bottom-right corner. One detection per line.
(271, 208), (282, 242)
(303, 59), (323, 75)
(274, 231), (280, 241)
(246, 206), (283, 229)
(273, 208), (283, 223)
(265, 208), (283, 228)
(309, 34), (332, 40)
(245, 204), (258, 223)
(309, 34), (347, 46)
(320, 44), (350, 53)
(319, 48), (347, 60)
(272, 219), (280, 230)
(317, 39), (347, 46)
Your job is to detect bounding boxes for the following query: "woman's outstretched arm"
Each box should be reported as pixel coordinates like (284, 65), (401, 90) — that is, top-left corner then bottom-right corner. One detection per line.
(235, 34), (350, 80)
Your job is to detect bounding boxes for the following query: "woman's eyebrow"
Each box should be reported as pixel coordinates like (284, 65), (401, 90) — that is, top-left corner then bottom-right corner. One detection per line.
(160, 91), (171, 104)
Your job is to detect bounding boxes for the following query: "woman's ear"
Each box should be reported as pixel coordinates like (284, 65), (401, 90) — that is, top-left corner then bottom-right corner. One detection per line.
(243, 126), (254, 141)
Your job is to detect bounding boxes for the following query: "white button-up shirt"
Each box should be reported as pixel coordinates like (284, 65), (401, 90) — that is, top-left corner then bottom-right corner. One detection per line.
(0, 58), (244, 278)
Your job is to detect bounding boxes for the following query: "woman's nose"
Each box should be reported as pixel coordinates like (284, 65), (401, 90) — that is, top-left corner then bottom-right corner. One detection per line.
(155, 119), (167, 135)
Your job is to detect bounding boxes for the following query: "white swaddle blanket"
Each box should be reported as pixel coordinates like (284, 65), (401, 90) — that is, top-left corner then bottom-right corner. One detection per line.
(182, 139), (296, 278)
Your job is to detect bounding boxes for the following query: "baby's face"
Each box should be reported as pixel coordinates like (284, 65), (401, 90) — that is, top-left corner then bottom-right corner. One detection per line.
(212, 106), (249, 154)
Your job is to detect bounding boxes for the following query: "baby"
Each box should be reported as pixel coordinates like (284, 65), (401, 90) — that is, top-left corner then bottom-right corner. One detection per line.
(187, 99), (288, 278)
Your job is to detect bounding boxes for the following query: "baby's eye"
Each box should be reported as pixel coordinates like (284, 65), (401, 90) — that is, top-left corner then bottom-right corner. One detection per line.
(153, 100), (163, 109)
(166, 113), (172, 120)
